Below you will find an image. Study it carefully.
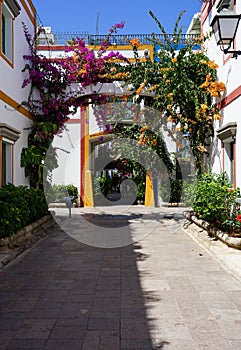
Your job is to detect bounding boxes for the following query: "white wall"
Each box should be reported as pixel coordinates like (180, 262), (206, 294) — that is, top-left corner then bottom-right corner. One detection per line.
(49, 123), (81, 190)
(0, 1), (35, 104)
(1, 1), (36, 186)
(201, 0), (241, 188)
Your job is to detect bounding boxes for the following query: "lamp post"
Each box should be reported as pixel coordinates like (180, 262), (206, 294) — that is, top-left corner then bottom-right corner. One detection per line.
(210, 6), (241, 58)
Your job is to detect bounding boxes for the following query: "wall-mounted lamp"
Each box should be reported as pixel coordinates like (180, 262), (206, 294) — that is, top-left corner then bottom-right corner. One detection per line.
(210, 6), (241, 58)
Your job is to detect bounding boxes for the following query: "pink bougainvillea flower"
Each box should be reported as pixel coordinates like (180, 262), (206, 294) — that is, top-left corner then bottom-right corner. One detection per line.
(105, 124), (111, 132)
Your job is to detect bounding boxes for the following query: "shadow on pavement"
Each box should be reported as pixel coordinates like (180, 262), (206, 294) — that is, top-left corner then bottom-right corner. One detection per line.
(0, 213), (172, 350)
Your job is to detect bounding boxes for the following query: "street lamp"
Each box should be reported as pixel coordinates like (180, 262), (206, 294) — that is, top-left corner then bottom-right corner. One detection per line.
(210, 6), (241, 58)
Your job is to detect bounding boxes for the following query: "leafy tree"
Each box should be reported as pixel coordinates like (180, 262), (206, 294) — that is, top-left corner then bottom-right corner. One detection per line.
(105, 11), (225, 173)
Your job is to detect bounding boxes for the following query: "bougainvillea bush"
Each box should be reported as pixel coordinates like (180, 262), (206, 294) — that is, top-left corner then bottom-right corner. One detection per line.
(21, 22), (127, 188)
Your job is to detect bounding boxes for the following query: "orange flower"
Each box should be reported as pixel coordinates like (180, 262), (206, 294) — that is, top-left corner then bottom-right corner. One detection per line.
(138, 134), (146, 145)
(136, 81), (146, 95)
(200, 104), (208, 112)
(167, 116), (175, 122)
(130, 38), (141, 48)
(72, 54), (79, 63)
(159, 68), (170, 72)
(148, 84), (159, 92)
(213, 113), (221, 120)
(140, 125), (148, 132)
(207, 60), (219, 69)
(172, 57), (177, 63)
(196, 145), (207, 153)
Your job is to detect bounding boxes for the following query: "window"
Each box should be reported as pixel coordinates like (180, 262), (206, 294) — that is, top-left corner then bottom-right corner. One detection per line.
(1, 3), (12, 61)
(2, 139), (13, 185)
(216, 122), (237, 186)
(0, 123), (20, 187)
(223, 140), (234, 184)
(1, 0), (20, 62)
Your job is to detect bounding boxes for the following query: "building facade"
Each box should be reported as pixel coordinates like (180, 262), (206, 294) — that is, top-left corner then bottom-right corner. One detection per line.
(201, 0), (241, 188)
(0, 0), (36, 187)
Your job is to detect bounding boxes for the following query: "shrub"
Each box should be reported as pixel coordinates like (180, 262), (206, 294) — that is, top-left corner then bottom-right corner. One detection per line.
(192, 172), (241, 232)
(182, 176), (197, 207)
(0, 184), (48, 238)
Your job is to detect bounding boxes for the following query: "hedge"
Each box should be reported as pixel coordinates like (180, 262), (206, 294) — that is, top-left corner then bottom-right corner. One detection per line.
(0, 184), (48, 238)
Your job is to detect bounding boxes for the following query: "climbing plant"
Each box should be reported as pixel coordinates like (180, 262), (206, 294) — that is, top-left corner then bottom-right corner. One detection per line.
(21, 22), (126, 188)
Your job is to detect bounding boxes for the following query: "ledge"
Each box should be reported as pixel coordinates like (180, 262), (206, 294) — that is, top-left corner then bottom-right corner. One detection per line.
(185, 211), (241, 250)
(0, 213), (55, 267)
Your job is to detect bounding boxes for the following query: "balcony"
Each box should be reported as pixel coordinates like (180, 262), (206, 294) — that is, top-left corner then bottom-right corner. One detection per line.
(37, 32), (200, 47)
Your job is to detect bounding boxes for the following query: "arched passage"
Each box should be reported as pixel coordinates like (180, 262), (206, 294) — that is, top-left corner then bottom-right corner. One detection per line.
(84, 126), (155, 207)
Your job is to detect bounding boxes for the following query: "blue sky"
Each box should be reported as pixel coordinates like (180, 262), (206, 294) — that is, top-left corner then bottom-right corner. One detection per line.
(33, 0), (202, 35)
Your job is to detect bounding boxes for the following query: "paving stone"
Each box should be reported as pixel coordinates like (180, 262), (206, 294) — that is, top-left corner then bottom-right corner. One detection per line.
(1, 206), (241, 349)
(1, 297), (38, 313)
(44, 338), (83, 350)
(82, 330), (119, 350)
(27, 301), (63, 319)
(0, 319), (24, 331)
(58, 302), (90, 319)
(5, 338), (46, 349)
(87, 317), (119, 331)
(120, 338), (155, 349)
(15, 319), (55, 339)
(49, 325), (85, 339)
(0, 331), (16, 349)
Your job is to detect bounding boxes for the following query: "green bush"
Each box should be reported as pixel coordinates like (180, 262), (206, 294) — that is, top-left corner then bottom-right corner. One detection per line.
(0, 184), (48, 238)
(192, 172), (241, 232)
(182, 176), (197, 207)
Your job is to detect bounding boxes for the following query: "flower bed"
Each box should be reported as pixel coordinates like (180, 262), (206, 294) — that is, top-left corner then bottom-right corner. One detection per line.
(185, 211), (241, 250)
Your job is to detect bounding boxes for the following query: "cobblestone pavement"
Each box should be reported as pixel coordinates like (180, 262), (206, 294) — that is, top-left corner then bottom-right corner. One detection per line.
(1, 206), (241, 350)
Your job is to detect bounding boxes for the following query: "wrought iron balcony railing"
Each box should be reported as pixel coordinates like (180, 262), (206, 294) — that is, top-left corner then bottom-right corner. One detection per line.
(37, 32), (200, 47)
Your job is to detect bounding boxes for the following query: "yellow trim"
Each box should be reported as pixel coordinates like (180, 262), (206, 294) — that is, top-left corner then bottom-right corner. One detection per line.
(20, 0), (36, 27)
(0, 90), (33, 120)
(84, 170), (94, 207)
(145, 171), (154, 206)
(89, 130), (114, 139)
(83, 107), (93, 206)
(88, 44), (154, 61)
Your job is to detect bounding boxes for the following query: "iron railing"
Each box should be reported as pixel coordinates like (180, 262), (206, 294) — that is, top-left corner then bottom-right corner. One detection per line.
(37, 32), (200, 47)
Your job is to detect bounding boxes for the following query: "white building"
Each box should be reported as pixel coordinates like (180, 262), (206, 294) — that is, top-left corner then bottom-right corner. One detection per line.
(0, 0), (36, 187)
(201, 0), (241, 189)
